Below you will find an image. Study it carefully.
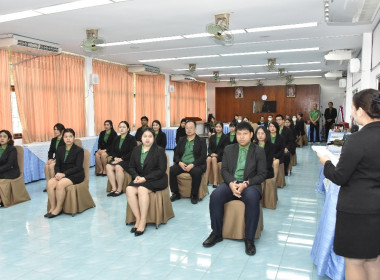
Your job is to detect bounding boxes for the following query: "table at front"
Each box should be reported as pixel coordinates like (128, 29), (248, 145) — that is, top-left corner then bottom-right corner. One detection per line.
(23, 136), (99, 184)
(311, 165), (345, 280)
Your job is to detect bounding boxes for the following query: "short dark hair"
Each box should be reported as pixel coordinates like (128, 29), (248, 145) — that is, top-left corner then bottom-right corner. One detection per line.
(141, 116), (149, 121)
(353, 89), (380, 119)
(328, 102), (333, 106)
(229, 121), (237, 127)
(54, 123), (65, 133)
(236, 121), (253, 133)
(275, 114), (284, 120)
(185, 119), (197, 127)
(254, 126), (269, 143)
(180, 118), (187, 124)
(268, 121), (280, 134)
(0, 130), (14, 145)
(243, 116), (250, 121)
(297, 112), (303, 117)
(119, 121), (131, 134)
(142, 127), (155, 139)
(215, 121), (223, 128)
(63, 128), (75, 137)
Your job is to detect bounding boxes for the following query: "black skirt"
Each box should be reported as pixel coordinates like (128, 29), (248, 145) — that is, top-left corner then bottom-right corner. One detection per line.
(109, 160), (129, 172)
(334, 211), (380, 259)
(66, 174), (84, 185)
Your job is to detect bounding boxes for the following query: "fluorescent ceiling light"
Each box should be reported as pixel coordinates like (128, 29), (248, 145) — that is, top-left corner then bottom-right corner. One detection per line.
(255, 72), (280, 75)
(0, 10), (42, 23)
(242, 64), (267, 67)
(197, 74), (215, 77)
(129, 36), (183, 44)
(35, 0), (111, 14)
(183, 33), (213, 39)
(178, 55), (219, 60)
(98, 41), (130, 47)
(280, 61), (321, 66)
(230, 29), (247, 34)
(173, 65), (241, 71)
(246, 22), (318, 33)
(294, 76), (323, 78)
(139, 58), (177, 62)
(221, 51), (267, 57)
(220, 73), (256, 76)
(287, 69), (322, 73)
(268, 47), (319, 53)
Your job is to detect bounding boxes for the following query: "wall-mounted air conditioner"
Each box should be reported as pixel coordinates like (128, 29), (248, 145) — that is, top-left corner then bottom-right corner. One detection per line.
(171, 74), (197, 82)
(325, 71), (343, 80)
(128, 64), (160, 75)
(0, 34), (61, 55)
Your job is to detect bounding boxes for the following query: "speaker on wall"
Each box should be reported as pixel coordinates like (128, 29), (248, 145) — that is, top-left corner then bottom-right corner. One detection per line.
(90, 74), (99, 85)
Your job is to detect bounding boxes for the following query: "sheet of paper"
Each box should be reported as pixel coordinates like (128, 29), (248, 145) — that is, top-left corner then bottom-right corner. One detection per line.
(312, 145), (340, 166)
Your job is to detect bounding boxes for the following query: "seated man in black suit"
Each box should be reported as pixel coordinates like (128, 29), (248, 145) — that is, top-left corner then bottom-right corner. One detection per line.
(169, 120), (207, 204)
(202, 122), (266, 255)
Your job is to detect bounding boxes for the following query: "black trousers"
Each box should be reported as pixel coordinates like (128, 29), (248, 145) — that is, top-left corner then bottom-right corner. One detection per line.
(209, 183), (261, 241)
(325, 120), (334, 141)
(310, 122), (320, 142)
(283, 151), (291, 175)
(169, 164), (203, 197)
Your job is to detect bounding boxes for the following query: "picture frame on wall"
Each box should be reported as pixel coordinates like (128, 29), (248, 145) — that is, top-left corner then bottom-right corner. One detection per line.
(235, 87), (244, 98)
(286, 85), (296, 98)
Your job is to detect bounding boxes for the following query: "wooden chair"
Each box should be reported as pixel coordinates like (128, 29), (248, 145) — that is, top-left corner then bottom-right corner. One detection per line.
(177, 172), (208, 200)
(0, 146), (30, 207)
(125, 154), (174, 228)
(47, 149), (95, 216)
(222, 200), (264, 239)
(208, 162), (224, 185)
(291, 152), (297, 167)
(261, 178), (277, 209)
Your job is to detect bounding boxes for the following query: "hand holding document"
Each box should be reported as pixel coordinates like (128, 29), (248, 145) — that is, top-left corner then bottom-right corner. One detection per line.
(312, 145), (339, 166)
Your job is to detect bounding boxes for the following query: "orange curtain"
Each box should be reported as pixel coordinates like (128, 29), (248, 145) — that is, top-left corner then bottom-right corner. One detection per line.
(170, 81), (206, 126)
(12, 52), (85, 143)
(93, 60), (133, 134)
(0, 50), (12, 132)
(135, 75), (166, 127)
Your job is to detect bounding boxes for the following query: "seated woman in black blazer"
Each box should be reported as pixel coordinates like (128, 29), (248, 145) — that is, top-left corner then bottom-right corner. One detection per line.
(226, 121), (237, 145)
(126, 128), (168, 236)
(268, 121), (284, 178)
(254, 126), (275, 179)
(95, 120), (117, 176)
(44, 123), (65, 191)
(45, 128), (84, 218)
(205, 121), (228, 188)
(0, 130), (20, 180)
(106, 121), (137, 197)
(175, 118), (187, 144)
(152, 120), (167, 149)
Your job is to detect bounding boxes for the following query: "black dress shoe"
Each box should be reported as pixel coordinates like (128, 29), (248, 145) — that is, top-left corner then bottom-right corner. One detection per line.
(48, 210), (63, 219)
(107, 190), (116, 197)
(190, 195), (198, 204)
(212, 184), (217, 188)
(44, 212), (51, 218)
(43, 188), (47, 192)
(113, 191), (123, 197)
(130, 227), (137, 233)
(244, 239), (256, 256)
(135, 227), (146, 236)
(202, 233), (223, 248)
(170, 193), (181, 202)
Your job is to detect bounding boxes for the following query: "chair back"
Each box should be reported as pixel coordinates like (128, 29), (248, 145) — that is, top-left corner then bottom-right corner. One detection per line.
(83, 149), (90, 181)
(15, 146), (24, 176)
(74, 139), (82, 147)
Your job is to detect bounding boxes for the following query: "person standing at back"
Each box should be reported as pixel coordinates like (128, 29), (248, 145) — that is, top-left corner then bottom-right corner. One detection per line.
(309, 104), (321, 143)
(324, 102), (338, 141)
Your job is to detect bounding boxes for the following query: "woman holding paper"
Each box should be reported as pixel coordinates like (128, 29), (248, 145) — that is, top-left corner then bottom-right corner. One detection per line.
(317, 89), (380, 280)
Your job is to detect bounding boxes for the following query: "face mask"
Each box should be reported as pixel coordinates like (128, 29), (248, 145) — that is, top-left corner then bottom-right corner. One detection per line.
(268, 117), (272, 122)
(292, 117), (297, 121)
(237, 119), (242, 123)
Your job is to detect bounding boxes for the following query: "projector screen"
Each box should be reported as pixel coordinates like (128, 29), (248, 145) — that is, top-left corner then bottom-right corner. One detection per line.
(252, 101), (277, 113)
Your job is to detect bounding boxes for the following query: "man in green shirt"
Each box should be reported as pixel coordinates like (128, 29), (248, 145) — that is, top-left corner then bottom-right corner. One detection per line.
(170, 120), (207, 204)
(309, 103), (321, 143)
(202, 122), (267, 256)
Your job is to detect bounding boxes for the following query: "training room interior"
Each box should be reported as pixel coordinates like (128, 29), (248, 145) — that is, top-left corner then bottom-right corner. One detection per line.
(1, 0), (380, 279)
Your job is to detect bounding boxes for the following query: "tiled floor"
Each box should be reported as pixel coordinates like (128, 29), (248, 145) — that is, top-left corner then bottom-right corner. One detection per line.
(0, 146), (331, 280)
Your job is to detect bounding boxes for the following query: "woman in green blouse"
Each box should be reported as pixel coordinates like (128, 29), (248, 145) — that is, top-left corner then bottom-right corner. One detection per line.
(126, 128), (168, 236)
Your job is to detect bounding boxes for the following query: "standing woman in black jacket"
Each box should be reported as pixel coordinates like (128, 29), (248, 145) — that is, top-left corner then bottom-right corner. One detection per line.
(126, 128), (168, 236)
(106, 121), (137, 197)
(175, 118), (187, 144)
(0, 130), (20, 179)
(268, 121), (284, 179)
(44, 123), (65, 190)
(152, 120), (167, 149)
(45, 128), (84, 218)
(318, 89), (380, 280)
(95, 120), (117, 176)
(205, 121), (228, 188)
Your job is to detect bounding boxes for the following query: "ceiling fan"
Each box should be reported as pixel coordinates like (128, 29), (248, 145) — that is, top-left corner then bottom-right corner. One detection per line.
(80, 29), (105, 53)
(206, 13), (234, 45)
(211, 71), (221, 82)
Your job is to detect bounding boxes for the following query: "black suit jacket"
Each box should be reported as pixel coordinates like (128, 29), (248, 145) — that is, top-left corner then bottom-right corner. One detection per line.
(128, 144), (168, 191)
(0, 145), (20, 179)
(324, 121), (380, 214)
(55, 144), (84, 182)
(155, 131), (167, 149)
(221, 143), (267, 195)
(174, 134), (207, 171)
(324, 107), (337, 122)
(48, 137), (65, 160)
(272, 134), (285, 163)
(226, 132), (237, 145)
(107, 134), (137, 162)
(175, 127), (186, 144)
(135, 126), (148, 142)
(208, 133), (228, 162)
(295, 119), (306, 136)
(98, 130), (117, 150)
(263, 142), (275, 179)
(280, 126), (296, 155)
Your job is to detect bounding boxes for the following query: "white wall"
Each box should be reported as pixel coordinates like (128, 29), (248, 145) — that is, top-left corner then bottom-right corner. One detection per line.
(207, 78), (345, 121)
